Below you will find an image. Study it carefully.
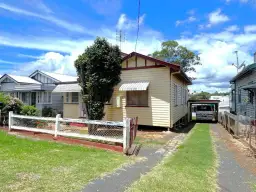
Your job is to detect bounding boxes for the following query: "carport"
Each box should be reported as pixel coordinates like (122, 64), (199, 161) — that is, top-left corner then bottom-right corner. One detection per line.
(188, 100), (220, 122)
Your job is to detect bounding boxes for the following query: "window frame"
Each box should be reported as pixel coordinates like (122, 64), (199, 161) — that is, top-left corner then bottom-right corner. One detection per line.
(174, 84), (178, 106)
(37, 92), (52, 104)
(126, 90), (149, 107)
(238, 89), (241, 103)
(248, 90), (254, 104)
(71, 92), (79, 103)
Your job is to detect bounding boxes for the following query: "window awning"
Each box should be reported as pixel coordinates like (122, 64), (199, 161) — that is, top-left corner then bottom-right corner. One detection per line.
(119, 81), (150, 91)
(241, 84), (256, 90)
(52, 83), (81, 93)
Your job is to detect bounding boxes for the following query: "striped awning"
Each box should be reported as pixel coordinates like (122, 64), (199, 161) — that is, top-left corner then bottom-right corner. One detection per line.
(52, 83), (81, 92)
(119, 81), (149, 91)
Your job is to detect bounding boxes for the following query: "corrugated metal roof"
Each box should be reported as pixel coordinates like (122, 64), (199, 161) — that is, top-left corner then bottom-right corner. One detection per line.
(42, 71), (77, 82)
(52, 83), (81, 92)
(8, 75), (41, 84)
(119, 81), (150, 91)
(230, 63), (256, 82)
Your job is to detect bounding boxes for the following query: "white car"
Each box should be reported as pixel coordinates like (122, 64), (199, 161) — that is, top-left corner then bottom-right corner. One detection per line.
(196, 105), (216, 121)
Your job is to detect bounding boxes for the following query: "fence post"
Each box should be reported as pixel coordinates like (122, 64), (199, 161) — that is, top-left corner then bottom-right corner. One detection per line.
(123, 118), (131, 153)
(8, 111), (13, 131)
(54, 114), (61, 138)
(235, 114), (239, 138)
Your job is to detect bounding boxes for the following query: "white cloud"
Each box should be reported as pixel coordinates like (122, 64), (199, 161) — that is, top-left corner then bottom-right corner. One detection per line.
(244, 25), (256, 33)
(116, 13), (146, 30)
(177, 30), (256, 92)
(207, 9), (230, 28)
(0, 3), (90, 34)
(225, 25), (240, 32)
(176, 16), (196, 26)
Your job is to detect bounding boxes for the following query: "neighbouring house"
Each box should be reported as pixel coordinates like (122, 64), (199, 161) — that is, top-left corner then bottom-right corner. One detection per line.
(0, 70), (77, 114)
(230, 54), (256, 118)
(210, 95), (230, 112)
(54, 52), (192, 129)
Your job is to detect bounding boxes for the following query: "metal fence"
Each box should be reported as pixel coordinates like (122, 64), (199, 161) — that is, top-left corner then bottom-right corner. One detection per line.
(218, 111), (256, 150)
(0, 110), (8, 127)
(8, 112), (138, 153)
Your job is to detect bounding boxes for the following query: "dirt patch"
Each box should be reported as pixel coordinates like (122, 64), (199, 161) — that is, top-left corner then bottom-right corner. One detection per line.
(213, 124), (256, 175)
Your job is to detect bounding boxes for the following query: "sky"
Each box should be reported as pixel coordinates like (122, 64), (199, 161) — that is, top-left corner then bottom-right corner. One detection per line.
(1, 0), (256, 93)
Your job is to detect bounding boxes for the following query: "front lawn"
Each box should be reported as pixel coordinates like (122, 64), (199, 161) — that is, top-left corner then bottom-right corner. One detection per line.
(0, 130), (128, 192)
(127, 124), (217, 192)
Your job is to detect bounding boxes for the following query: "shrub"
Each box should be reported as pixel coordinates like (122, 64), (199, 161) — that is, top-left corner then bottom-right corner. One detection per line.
(20, 105), (39, 116)
(42, 107), (57, 117)
(2, 97), (23, 114)
(0, 93), (10, 107)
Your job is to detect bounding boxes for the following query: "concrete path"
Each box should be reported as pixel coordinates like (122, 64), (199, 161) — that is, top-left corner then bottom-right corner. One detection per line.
(82, 133), (186, 192)
(211, 124), (256, 192)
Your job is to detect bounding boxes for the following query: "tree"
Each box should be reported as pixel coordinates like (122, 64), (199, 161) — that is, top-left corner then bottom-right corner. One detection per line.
(150, 40), (201, 73)
(190, 91), (210, 100)
(75, 37), (122, 121)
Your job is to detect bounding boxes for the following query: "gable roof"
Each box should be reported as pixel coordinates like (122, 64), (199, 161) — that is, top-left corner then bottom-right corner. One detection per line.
(122, 52), (192, 85)
(29, 70), (77, 83)
(230, 63), (256, 82)
(122, 52), (181, 71)
(0, 74), (41, 84)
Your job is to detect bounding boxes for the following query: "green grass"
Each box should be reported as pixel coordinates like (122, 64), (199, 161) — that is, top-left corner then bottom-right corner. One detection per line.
(134, 136), (167, 147)
(0, 130), (128, 192)
(127, 124), (217, 192)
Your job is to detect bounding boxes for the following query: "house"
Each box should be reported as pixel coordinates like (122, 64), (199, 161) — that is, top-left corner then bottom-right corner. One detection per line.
(210, 95), (230, 112)
(230, 55), (256, 117)
(54, 52), (192, 129)
(0, 70), (77, 114)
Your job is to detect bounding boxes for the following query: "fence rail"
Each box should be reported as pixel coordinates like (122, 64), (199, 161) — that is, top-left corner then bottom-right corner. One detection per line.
(8, 111), (138, 154)
(218, 111), (256, 151)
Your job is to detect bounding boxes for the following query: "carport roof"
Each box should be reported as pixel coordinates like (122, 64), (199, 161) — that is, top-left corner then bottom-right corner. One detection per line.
(188, 100), (221, 104)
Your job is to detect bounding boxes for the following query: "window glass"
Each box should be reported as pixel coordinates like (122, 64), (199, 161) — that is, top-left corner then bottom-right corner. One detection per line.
(48, 92), (52, 103)
(66, 93), (69, 103)
(127, 90), (148, 106)
(72, 92), (79, 103)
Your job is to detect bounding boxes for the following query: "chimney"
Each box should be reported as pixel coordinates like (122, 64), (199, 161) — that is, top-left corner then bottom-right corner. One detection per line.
(254, 52), (256, 63)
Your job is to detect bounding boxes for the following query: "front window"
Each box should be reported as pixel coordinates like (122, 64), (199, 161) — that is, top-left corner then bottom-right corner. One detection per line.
(248, 91), (254, 104)
(174, 84), (178, 106)
(37, 92), (52, 104)
(126, 90), (148, 107)
(66, 93), (69, 103)
(238, 89), (241, 103)
(71, 92), (79, 103)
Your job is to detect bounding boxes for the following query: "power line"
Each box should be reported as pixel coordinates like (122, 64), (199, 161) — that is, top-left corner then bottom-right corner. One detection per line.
(135, 0), (141, 52)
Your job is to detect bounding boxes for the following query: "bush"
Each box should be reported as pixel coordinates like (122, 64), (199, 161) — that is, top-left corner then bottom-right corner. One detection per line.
(20, 105), (39, 116)
(0, 93), (11, 110)
(42, 107), (57, 117)
(2, 97), (23, 114)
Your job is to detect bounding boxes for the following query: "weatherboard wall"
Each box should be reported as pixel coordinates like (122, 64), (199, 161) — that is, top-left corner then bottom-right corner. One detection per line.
(107, 57), (171, 127)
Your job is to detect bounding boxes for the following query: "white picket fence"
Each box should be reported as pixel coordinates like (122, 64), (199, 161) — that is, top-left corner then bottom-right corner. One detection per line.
(8, 111), (134, 153)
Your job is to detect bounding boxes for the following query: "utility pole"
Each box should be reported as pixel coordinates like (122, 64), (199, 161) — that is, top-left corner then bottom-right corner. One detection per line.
(116, 30), (125, 51)
(232, 51), (245, 73)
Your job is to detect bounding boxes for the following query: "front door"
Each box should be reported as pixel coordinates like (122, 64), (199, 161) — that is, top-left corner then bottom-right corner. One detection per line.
(31, 92), (36, 106)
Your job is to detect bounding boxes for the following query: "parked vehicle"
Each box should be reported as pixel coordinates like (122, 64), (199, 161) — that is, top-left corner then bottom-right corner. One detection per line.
(196, 105), (216, 121)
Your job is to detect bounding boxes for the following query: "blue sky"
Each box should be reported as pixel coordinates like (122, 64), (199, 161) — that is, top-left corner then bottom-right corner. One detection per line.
(1, 0), (256, 92)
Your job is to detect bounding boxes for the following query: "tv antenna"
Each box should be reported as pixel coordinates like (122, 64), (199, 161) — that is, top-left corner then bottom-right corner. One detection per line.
(116, 30), (125, 51)
(232, 51), (245, 73)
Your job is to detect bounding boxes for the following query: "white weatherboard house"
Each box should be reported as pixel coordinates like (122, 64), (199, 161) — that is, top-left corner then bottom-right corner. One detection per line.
(0, 70), (77, 114)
